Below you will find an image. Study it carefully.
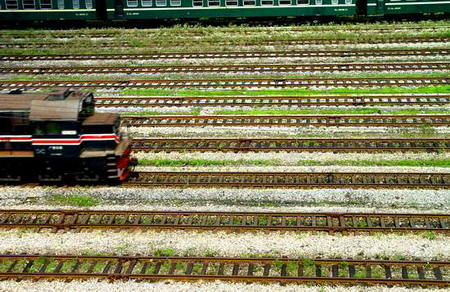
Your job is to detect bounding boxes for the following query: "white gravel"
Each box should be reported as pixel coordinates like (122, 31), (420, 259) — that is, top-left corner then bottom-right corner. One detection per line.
(0, 229), (447, 260)
(134, 151), (450, 165)
(1, 187), (449, 209)
(2, 203), (449, 215)
(0, 280), (444, 292)
(135, 165), (450, 173)
(128, 126), (450, 138)
(0, 280), (441, 292)
(6, 53), (450, 67)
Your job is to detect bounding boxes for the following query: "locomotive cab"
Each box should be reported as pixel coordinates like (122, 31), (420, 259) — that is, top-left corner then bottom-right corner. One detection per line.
(0, 89), (135, 184)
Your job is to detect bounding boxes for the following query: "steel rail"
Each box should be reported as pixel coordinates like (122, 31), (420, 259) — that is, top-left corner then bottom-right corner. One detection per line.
(3, 62), (448, 75)
(96, 94), (450, 108)
(1, 77), (448, 90)
(121, 115), (450, 128)
(0, 209), (448, 234)
(0, 36), (447, 48)
(1, 48), (447, 61)
(126, 171), (450, 189)
(0, 254), (448, 286)
(131, 137), (450, 153)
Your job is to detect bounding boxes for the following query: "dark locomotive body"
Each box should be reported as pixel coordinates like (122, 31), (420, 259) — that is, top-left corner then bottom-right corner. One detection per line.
(0, 89), (135, 183)
(0, 0), (448, 22)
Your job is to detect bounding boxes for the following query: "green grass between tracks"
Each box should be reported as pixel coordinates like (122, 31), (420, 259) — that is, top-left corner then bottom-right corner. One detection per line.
(119, 85), (450, 97)
(138, 158), (450, 167)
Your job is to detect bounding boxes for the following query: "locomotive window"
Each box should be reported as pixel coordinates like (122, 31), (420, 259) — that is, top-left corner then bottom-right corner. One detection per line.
(6, 0), (18, 9)
(40, 0), (52, 8)
(142, 0), (152, 6)
(57, 0), (64, 8)
(85, 0), (92, 8)
(279, 0), (291, 5)
(193, 0), (203, 6)
(345, 0), (351, 3)
(127, 0), (138, 6)
(244, 0), (255, 5)
(171, 0), (181, 6)
(297, 0), (308, 3)
(23, 0), (35, 9)
(73, 0), (79, 8)
(32, 122), (62, 136)
(156, 0), (166, 6)
(315, 0), (322, 4)
(208, 0), (220, 6)
(226, 0), (238, 5)
(261, 0), (273, 5)
(332, 0), (338, 4)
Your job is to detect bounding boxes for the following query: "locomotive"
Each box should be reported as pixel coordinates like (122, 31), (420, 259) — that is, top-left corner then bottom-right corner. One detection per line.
(0, 0), (448, 22)
(0, 89), (136, 183)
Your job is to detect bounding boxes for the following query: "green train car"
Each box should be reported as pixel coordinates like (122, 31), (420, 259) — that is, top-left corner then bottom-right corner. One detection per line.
(0, 0), (448, 21)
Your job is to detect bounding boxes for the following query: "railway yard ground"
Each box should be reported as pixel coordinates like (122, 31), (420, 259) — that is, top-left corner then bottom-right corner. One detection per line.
(1, 20), (450, 291)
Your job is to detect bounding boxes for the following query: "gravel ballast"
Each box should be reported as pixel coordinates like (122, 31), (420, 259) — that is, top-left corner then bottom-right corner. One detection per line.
(0, 229), (447, 260)
(0, 280), (442, 292)
(1, 187), (449, 209)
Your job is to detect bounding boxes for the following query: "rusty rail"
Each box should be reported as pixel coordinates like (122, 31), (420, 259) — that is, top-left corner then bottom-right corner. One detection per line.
(0, 254), (448, 286)
(131, 137), (450, 153)
(122, 115), (450, 127)
(126, 171), (450, 189)
(1, 48), (447, 61)
(0, 209), (448, 234)
(96, 94), (450, 108)
(1, 77), (448, 90)
(3, 62), (448, 75)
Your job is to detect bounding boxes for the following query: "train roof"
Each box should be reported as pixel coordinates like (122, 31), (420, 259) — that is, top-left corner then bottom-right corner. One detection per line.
(0, 89), (93, 121)
(83, 113), (119, 126)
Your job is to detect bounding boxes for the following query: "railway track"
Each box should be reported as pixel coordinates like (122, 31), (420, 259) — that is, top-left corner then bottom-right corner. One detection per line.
(1, 36), (447, 49)
(3, 62), (448, 75)
(0, 209), (448, 234)
(122, 115), (450, 128)
(1, 48), (447, 61)
(96, 94), (450, 108)
(1, 77), (448, 90)
(0, 254), (448, 286)
(131, 138), (450, 153)
(126, 171), (450, 189)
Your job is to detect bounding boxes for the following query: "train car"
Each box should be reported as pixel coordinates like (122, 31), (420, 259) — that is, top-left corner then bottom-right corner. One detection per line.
(0, 89), (136, 183)
(0, 0), (448, 22)
(0, 0), (102, 21)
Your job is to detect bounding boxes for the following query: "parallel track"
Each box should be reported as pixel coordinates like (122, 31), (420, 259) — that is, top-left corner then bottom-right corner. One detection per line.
(3, 62), (448, 75)
(126, 171), (450, 189)
(96, 94), (450, 108)
(0, 209), (448, 234)
(0, 254), (448, 286)
(1, 36), (448, 48)
(1, 48), (447, 61)
(131, 138), (450, 153)
(1, 77), (448, 90)
(122, 115), (450, 127)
